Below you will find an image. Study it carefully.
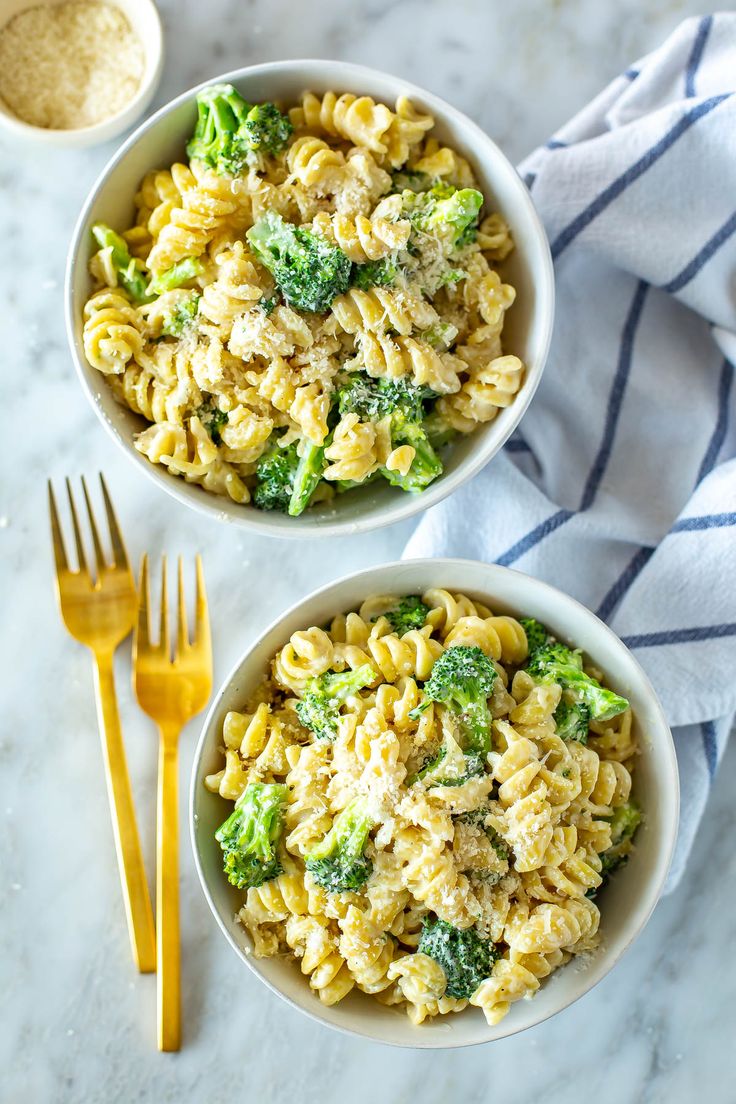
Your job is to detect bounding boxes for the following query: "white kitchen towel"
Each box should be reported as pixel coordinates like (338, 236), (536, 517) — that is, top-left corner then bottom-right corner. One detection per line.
(404, 13), (736, 888)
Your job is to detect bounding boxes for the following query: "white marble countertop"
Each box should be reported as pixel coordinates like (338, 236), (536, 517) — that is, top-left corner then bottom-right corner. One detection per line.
(2, 1), (734, 1100)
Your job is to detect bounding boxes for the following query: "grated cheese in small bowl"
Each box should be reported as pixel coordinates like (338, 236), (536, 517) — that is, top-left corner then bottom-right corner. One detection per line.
(0, 0), (162, 143)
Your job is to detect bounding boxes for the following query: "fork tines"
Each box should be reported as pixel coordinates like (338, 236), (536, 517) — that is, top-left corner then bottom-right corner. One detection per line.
(48, 474), (129, 578)
(137, 553), (209, 659)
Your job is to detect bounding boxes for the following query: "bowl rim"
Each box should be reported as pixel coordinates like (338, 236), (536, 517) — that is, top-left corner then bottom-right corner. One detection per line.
(0, 0), (164, 143)
(189, 556), (680, 1048)
(65, 58), (555, 539)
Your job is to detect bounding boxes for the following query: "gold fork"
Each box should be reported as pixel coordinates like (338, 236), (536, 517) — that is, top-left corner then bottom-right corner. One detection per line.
(133, 554), (212, 1052)
(48, 475), (156, 973)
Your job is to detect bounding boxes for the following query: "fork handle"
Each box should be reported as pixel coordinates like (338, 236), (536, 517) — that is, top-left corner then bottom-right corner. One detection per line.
(93, 650), (156, 974)
(157, 726), (181, 1052)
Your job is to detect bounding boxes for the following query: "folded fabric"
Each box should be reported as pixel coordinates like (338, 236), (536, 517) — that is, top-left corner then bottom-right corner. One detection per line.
(404, 13), (736, 887)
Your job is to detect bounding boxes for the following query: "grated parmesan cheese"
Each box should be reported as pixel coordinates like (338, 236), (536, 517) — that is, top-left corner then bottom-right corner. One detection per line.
(0, 1), (144, 130)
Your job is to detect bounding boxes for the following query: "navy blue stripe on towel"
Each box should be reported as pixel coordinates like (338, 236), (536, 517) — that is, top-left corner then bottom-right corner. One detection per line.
(685, 15), (714, 98)
(622, 623), (736, 648)
(662, 210), (736, 293)
(701, 720), (718, 780)
(696, 358), (734, 485)
(550, 95), (729, 260)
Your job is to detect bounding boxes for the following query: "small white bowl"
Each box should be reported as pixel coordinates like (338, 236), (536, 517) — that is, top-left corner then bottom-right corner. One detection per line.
(190, 558), (679, 1048)
(0, 0), (163, 147)
(66, 60), (554, 538)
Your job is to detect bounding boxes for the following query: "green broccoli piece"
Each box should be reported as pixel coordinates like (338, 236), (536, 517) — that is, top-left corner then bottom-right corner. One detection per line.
(337, 373), (433, 422)
(403, 183), (483, 248)
(336, 373), (443, 493)
(161, 292), (201, 338)
(215, 782), (287, 889)
(520, 617), (550, 654)
(420, 321), (459, 350)
(409, 645), (497, 756)
(243, 101), (293, 155)
(247, 211), (351, 312)
(391, 169), (432, 193)
(456, 806), (510, 859)
(351, 257), (398, 291)
(259, 293), (279, 316)
(418, 917), (497, 999)
(186, 83), (252, 174)
(381, 595), (430, 635)
(554, 698), (591, 743)
(195, 399), (228, 444)
(409, 728), (485, 787)
(186, 85), (293, 175)
(91, 223), (150, 303)
(252, 437), (300, 512)
(147, 256), (204, 296)
(382, 414), (444, 493)
(305, 797), (374, 892)
(600, 802), (642, 878)
(288, 439), (326, 517)
(422, 410), (458, 452)
(526, 641), (629, 722)
(415, 745), (484, 787)
(296, 664), (376, 740)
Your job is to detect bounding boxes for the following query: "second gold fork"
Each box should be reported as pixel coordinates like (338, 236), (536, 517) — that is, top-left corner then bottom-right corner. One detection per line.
(133, 554), (212, 1052)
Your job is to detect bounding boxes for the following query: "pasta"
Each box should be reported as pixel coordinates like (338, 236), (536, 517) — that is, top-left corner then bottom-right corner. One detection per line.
(81, 83), (525, 516)
(207, 588), (641, 1027)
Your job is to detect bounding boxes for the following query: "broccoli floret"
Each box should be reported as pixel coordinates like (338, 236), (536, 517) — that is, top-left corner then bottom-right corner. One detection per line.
(420, 321), (459, 350)
(247, 211), (351, 312)
(296, 664), (376, 740)
(91, 223), (150, 303)
(336, 374), (443, 493)
(520, 617), (550, 654)
(259, 293), (279, 316)
(383, 414), (444, 493)
(600, 802), (642, 878)
(289, 439), (326, 517)
(526, 641), (629, 722)
(554, 698), (591, 743)
(215, 782), (287, 889)
(195, 399), (228, 444)
(415, 743), (484, 787)
(243, 101), (293, 155)
(305, 797), (374, 892)
(253, 437), (300, 512)
(410, 646), (497, 755)
(422, 410), (458, 452)
(186, 83), (252, 174)
(351, 257), (398, 291)
(186, 85), (292, 175)
(381, 595), (430, 635)
(161, 292), (201, 337)
(409, 729), (485, 787)
(147, 256), (204, 296)
(337, 373), (433, 423)
(391, 169), (432, 193)
(457, 806), (510, 859)
(418, 917), (497, 999)
(403, 183), (483, 249)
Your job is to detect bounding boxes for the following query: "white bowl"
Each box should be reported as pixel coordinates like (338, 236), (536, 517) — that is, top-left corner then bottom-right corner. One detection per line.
(66, 60), (554, 538)
(0, 0), (163, 147)
(190, 558), (679, 1047)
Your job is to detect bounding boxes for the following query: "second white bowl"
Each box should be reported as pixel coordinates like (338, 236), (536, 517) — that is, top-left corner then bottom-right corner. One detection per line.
(66, 60), (554, 537)
(190, 558), (678, 1047)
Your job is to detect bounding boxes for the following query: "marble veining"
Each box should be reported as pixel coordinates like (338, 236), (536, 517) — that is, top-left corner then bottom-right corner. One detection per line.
(1, 1), (733, 1101)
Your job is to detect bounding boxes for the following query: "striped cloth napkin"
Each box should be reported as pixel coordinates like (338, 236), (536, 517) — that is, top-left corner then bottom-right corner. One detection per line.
(404, 13), (736, 887)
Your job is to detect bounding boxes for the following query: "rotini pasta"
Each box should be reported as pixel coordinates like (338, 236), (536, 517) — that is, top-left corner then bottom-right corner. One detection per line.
(81, 83), (524, 515)
(208, 588), (640, 1027)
